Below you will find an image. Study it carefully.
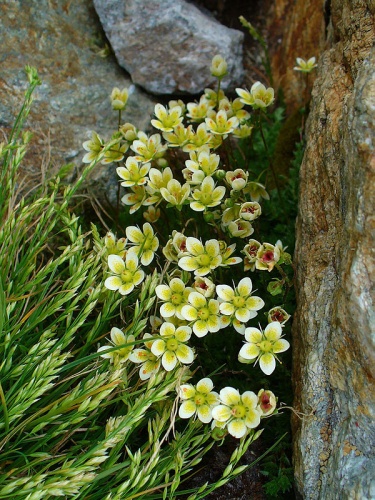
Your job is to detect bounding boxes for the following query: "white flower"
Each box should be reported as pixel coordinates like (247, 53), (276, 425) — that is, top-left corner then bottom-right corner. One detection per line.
(104, 254), (145, 295)
(126, 223), (159, 266)
(179, 378), (220, 423)
(216, 277), (264, 324)
(151, 322), (194, 371)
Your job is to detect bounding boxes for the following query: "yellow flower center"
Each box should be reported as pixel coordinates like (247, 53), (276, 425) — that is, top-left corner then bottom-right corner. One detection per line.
(171, 293), (182, 305)
(194, 394), (206, 406)
(232, 296), (246, 308)
(121, 270), (133, 282)
(198, 254), (211, 266)
(259, 340), (273, 352)
(231, 405), (246, 418)
(198, 308), (210, 320)
(166, 338), (179, 351)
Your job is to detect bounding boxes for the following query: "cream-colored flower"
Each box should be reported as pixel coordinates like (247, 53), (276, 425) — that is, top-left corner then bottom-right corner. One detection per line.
(205, 110), (239, 136)
(193, 276), (215, 297)
(187, 96), (214, 122)
(104, 231), (127, 259)
(151, 322), (194, 371)
(179, 378), (220, 423)
(129, 333), (161, 380)
(293, 56), (317, 73)
(239, 322), (290, 375)
(143, 205), (161, 223)
(226, 169), (248, 191)
(163, 123), (193, 148)
(232, 123), (254, 139)
(243, 181), (270, 202)
(82, 131), (103, 163)
(98, 327), (134, 364)
(160, 179), (191, 209)
(102, 140), (128, 164)
(239, 202), (262, 221)
(183, 123), (213, 152)
(227, 219), (254, 238)
(181, 292), (222, 337)
(110, 87), (129, 110)
(178, 237), (222, 276)
(216, 277), (264, 324)
(190, 176), (226, 212)
(255, 242), (281, 271)
(257, 389), (277, 416)
(131, 132), (167, 163)
(151, 103), (183, 132)
(120, 122), (138, 142)
(219, 242), (242, 267)
(121, 186), (153, 214)
(236, 82), (275, 109)
(267, 306), (290, 325)
(212, 387), (261, 438)
(155, 278), (193, 320)
(126, 223), (159, 266)
(146, 166), (174, 205)
(105, 253), (145, 295)
(242, 239), (261, 271)
(117, 157), (151, 187)
(210, 54), (228, 78)
(185, 146), (220, 177)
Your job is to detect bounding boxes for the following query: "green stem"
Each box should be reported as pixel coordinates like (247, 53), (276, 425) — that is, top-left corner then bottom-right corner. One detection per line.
(0, 381), (9, 434)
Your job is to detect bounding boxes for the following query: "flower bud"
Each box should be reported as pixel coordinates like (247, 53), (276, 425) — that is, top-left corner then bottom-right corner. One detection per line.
(210, 55), (228, 78)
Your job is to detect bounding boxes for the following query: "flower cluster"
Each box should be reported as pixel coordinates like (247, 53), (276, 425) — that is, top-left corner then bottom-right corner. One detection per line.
(92, 54), (294, 442)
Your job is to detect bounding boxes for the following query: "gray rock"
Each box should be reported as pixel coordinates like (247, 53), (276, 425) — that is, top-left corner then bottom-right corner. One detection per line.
(93, 0), (244, 95)
(0, 0), (156, 203)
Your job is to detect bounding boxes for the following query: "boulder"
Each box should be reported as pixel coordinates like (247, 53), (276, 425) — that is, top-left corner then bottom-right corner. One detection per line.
(0, 0), (156, 202)
(92, 0), (244, 95)
(290, 0), (375, 498)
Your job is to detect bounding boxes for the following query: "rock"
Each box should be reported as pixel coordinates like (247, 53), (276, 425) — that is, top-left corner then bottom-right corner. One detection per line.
(0, 0), (156, 203)
(92, 0), (244, 95)
(291, 0), (375, 498)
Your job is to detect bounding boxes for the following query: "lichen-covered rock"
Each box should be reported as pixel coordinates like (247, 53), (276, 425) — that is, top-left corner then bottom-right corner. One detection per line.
(0, 0), (156, 202)
(292, 0), (375, 498)
(92, 0), (244, 95)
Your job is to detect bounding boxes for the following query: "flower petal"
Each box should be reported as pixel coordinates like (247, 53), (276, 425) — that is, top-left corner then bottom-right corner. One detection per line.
(176, 344), (194, 364)
(259, 353), (276, 375)
(244, 327), (262, 343)
(162, 351), (177, 371)
(108, 255), (125, 274)
(179, 384), (196, 400)
(220, 387), (240, 406)
(196, 378), (214, 394)
(239, 343), (260, 360)
(197, 404), (213, 423)
(212, 404), (231, 422)
(237, 277), (253, 296)
(264, 321), (282, 341)
(216, 284), (234, 302)
(228, 419), (247, 438)
(104, 276), (122, 290)
(151, 339), (166, 356)
(244, 408), (261, 429)
(179, 400), (196, 419)
(273, 339), (290, 353)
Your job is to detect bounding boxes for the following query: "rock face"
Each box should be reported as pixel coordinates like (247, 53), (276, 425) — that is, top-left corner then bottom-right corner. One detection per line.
(290, 0), (375, 498)
(0, 0), (156, 202)
(92, 0), (244, 95)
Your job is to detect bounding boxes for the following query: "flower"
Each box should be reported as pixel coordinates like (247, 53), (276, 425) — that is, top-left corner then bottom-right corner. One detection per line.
(178, 237), (222, 276)
(151, 104), (183, 132)
(181, 292), (222, 337)
(219, 242), (242, 267)
(104, 253), (145, 295)
(129, 333), (161, 380)
(146, 166), (174, 204)
(193, 276), (215, 297)
(227, 219), (254, 239)
(183, 123), (213, 152)
(151, 322), (194, 371)
(110, 87), (129, 110)
(226, 169), (248, 191)
(121, 186), (153, 214)
(131, 132), (167, 163)
(210, 55), (228, 78)
(255, 242), (281, 271)
(120, 122), (138, 142)
(163, 123), (193, 148)
(236, 82), (275, 109)
(216, 277), (264, 324)
(187, 96), (214, 122)
(205, 110), (239, 136)
(155, 278), (193, 320)
(293, 57), (317, 73)
(160, 179), (191, 209)
(267, 306), (290, 325)
(179, 378), (220, 423)
(143, 205), (161, 223)
(257, 389), (277, 416)
(104, 231), (127, 259)
(98, 327), (134, 364)
(102, 140), (128, 164)
(117, 157), (151, 187)
(211, 387), (261, 438)
(239, 202), (261, 221)
(190, 176), (226, 212)
(185, 146), (220, 177)
(242, 239), (261, 271)
(238, 322), (290, 375)
(126, 223), (159, 266)
(243, 181), (270, 202)
(82, 131), (103, 163)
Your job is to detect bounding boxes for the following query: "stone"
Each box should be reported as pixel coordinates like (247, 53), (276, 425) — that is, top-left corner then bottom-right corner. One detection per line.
(0, 0), (156, 203)
(92, 0), (244, 95)
(291, 0), (375, 498)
